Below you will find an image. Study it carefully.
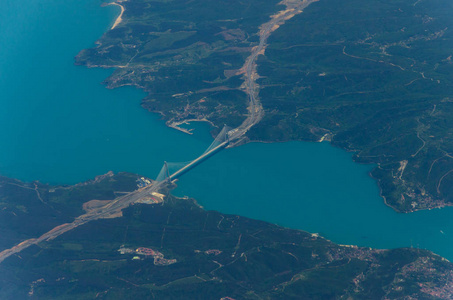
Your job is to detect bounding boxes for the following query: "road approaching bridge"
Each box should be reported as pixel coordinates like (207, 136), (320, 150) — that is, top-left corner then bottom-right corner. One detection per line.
(0, 181), (164, 263)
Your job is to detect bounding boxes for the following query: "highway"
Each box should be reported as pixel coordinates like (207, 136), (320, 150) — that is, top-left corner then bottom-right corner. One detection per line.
(0, 0), (316, 264)
(229, 0), (316, 142)
(0, 182), (166, 263)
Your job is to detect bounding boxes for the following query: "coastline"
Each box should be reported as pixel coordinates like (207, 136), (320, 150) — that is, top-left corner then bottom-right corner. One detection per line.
(106, 2), (125, 30)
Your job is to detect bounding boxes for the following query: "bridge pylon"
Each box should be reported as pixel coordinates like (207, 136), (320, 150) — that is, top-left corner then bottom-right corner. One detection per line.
(156, 161), (173, 183)
(164, 161), (171, 182)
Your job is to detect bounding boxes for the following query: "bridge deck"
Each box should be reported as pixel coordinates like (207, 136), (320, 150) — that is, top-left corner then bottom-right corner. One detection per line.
(169, 141), (229, 181)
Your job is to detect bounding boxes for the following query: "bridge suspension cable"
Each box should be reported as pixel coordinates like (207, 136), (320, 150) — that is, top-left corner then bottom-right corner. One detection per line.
(202, 125), (232, 155)
(155, 160), (194, 182)
(155, 125), (232, 183)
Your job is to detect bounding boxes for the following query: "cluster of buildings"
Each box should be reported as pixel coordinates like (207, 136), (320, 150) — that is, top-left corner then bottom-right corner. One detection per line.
(194, 249), (223, 256)
(118, 245), (176, 265)
(136, 177), (152, 188)
(136, 247), (161, 257)
(204, 249), (222, 256)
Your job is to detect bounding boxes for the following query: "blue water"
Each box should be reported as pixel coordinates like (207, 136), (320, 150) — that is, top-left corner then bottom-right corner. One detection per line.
(0, 0), (212, 184)
(1, 0), (453, 261)
(175, 142), (453, 259)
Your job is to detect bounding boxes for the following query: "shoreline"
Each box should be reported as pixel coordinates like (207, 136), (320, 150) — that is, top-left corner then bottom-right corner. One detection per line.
(106, 2), (125, 30)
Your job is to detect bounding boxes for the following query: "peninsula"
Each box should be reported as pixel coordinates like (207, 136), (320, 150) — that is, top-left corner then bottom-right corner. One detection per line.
(76, 0), (453, 213)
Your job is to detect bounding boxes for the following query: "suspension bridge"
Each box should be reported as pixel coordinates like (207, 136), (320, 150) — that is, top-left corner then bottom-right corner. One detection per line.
(0, 0), (311, 262)
(0, 125), (237, 263)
